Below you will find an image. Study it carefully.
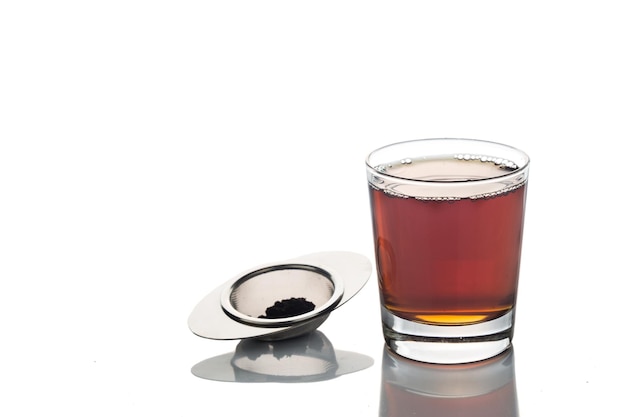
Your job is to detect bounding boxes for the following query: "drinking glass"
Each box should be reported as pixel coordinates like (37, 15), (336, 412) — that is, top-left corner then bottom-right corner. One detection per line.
(366, 138), (530, 363)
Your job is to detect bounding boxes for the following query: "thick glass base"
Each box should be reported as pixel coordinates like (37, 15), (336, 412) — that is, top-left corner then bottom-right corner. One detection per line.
(381, 306), (514, 364)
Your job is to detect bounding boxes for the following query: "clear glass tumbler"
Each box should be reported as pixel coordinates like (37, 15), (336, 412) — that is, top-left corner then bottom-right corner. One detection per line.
(366, 138), (530, 363)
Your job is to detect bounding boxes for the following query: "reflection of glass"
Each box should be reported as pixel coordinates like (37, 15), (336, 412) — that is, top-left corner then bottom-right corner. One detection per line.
(379, 346), (519, 417)
(191, 331), (373, 383)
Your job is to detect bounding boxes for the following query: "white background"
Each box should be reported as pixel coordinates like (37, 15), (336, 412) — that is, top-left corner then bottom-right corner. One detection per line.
(2, 1), (625, 415)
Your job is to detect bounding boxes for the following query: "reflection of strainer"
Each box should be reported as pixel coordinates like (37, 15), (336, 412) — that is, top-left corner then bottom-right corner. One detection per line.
(231, 331), (339, 381)
(191, 330), (374, 383)
(188, 251), (371, 341)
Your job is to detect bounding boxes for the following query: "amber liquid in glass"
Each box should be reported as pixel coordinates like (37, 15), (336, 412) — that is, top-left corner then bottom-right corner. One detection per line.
(369, 156), (527, 325)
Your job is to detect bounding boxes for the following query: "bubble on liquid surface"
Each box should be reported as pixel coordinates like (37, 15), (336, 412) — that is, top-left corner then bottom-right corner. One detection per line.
(400, 158), (412, 165)
(454, 153), (518, 171)
(371, 175), (384, 184)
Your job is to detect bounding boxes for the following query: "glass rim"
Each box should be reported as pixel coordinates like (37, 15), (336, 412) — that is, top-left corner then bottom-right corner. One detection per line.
(365, 138), (530, 185)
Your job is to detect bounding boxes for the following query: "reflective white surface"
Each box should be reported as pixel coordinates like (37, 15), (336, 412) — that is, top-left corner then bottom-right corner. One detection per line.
(2, 1), (625, 416)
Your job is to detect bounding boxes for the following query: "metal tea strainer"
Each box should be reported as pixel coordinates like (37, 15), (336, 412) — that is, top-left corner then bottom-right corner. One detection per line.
(188, 251), (372, 341)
